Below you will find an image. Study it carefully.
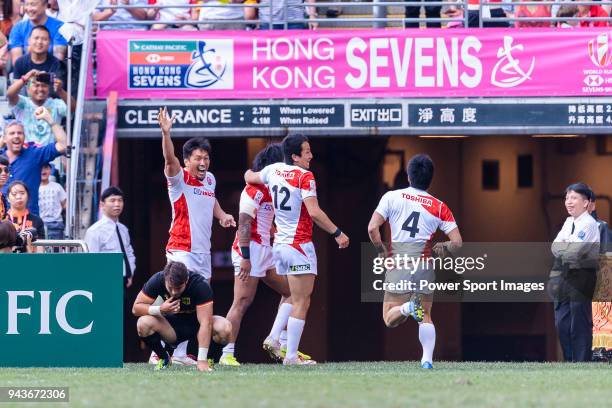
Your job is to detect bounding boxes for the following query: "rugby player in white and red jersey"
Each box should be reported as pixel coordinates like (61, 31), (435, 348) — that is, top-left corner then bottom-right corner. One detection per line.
(368, 154), (462, 370)
(245, 134), (349, 366)
(154, 107), (236, 366)
(220, 143), (310, 366)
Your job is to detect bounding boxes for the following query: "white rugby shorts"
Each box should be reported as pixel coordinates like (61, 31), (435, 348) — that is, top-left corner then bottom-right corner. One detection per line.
(273, 242), (318, 276)
(385, 259), (435, 295)
(232, 241), (275, 278)
(166, 250), (212, 280)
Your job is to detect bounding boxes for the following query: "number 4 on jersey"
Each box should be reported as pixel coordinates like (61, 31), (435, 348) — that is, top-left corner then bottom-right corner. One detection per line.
(402, 211), (420, 238)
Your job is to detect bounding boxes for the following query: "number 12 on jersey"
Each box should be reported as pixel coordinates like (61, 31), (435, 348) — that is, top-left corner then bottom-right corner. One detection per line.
(272, 185), (292, 211)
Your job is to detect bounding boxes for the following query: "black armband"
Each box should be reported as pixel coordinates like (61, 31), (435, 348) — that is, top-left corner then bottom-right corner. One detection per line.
(332, 228), (342, 238)
(240, 246), (250, 260)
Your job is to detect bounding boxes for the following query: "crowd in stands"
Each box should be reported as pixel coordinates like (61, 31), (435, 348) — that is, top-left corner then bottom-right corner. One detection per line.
(87, 0), (610, 31)
(91, 0), (320, 30)
(437, 0), (610, 28)
(0, 0), (74, 247)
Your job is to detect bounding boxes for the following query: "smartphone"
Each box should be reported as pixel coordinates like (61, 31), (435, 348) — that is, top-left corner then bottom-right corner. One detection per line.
(34, 72), (53, 84)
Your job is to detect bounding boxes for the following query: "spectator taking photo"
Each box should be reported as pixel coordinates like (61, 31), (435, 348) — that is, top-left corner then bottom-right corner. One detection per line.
(7, 69), (72, 146)
(12, 25), (66, 92)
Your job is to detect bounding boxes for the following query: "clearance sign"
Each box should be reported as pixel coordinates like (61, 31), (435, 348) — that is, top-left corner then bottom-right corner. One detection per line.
(0, 254), (123, 367)
(96, 28), (612, 99)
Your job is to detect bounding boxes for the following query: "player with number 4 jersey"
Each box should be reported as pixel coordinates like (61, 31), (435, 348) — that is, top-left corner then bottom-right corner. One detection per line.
(245, 134), (349, 366)
(368, 154), (462, 370)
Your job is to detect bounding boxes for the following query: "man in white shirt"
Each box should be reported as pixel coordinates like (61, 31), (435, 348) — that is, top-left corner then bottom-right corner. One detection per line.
(197, 0), (246, 30)
(150, 0), (197, 30)
(551, 182), (600, 362)
(84, 186), (136, 288)
(38, 163), (66, 239)
(56, 0), (101, 45)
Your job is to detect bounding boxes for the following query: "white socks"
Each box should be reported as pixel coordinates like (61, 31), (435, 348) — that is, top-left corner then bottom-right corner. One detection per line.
(286, 317), (305, 361)
(174, 340), (188, 358)
(222, 342), (235, 358)
(280, 330), (288, 348)
(418, 323), (436, 364)
(399, 301), (412, 318)
(269, 303), (293, 341)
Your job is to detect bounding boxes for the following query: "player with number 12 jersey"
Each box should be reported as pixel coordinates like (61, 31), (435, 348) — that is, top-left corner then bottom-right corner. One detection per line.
(221, 144), (311, 366)
(245, 134), (349, 366)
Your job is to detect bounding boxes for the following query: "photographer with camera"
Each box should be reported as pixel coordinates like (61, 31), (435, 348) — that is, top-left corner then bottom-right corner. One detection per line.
(7, 69), (71, 146)
(6, 181), (44, 253)
(0, 220), (18, 253)
(0, 219), (39, 254)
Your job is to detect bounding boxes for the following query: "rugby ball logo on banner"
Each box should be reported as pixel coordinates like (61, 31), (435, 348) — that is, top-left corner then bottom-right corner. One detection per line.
(128, 39), (234, 90)
(587, 32), (612, 68)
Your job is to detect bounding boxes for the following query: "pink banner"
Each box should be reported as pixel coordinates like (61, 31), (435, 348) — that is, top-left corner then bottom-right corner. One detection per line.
(96, 28), (612, 99)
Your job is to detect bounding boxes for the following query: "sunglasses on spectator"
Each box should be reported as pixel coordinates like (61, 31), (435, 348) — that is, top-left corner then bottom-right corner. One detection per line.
(0, 167), (9, 174)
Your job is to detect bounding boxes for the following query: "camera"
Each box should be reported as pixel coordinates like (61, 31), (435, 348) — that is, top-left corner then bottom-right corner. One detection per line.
(34, 72), (54, 85)
(15, 228), (38, 247)
(1, 221), (38, 253)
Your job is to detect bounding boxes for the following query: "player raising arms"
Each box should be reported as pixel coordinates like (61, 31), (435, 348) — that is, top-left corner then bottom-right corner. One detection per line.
(133, 261), (232, 372)
(245, 134), (349, 365)
(220, 143), (311, 366)
(156, 107), (236, 365)
(368, 154), (462, 370)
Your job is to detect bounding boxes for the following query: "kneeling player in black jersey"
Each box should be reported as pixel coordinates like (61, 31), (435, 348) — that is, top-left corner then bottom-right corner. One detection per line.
(133, 261), (232, 372)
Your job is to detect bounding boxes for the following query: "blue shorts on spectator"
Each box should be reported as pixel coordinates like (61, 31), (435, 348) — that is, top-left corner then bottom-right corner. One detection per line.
(45, 221), (65, 239)
(259, 23), (307, 29)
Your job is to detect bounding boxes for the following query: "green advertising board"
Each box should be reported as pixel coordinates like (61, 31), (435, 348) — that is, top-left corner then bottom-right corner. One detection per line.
(0, 253), (123, 367)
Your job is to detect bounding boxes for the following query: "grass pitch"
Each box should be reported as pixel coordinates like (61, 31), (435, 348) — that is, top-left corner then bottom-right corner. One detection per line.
(1, 362), (611, 408)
